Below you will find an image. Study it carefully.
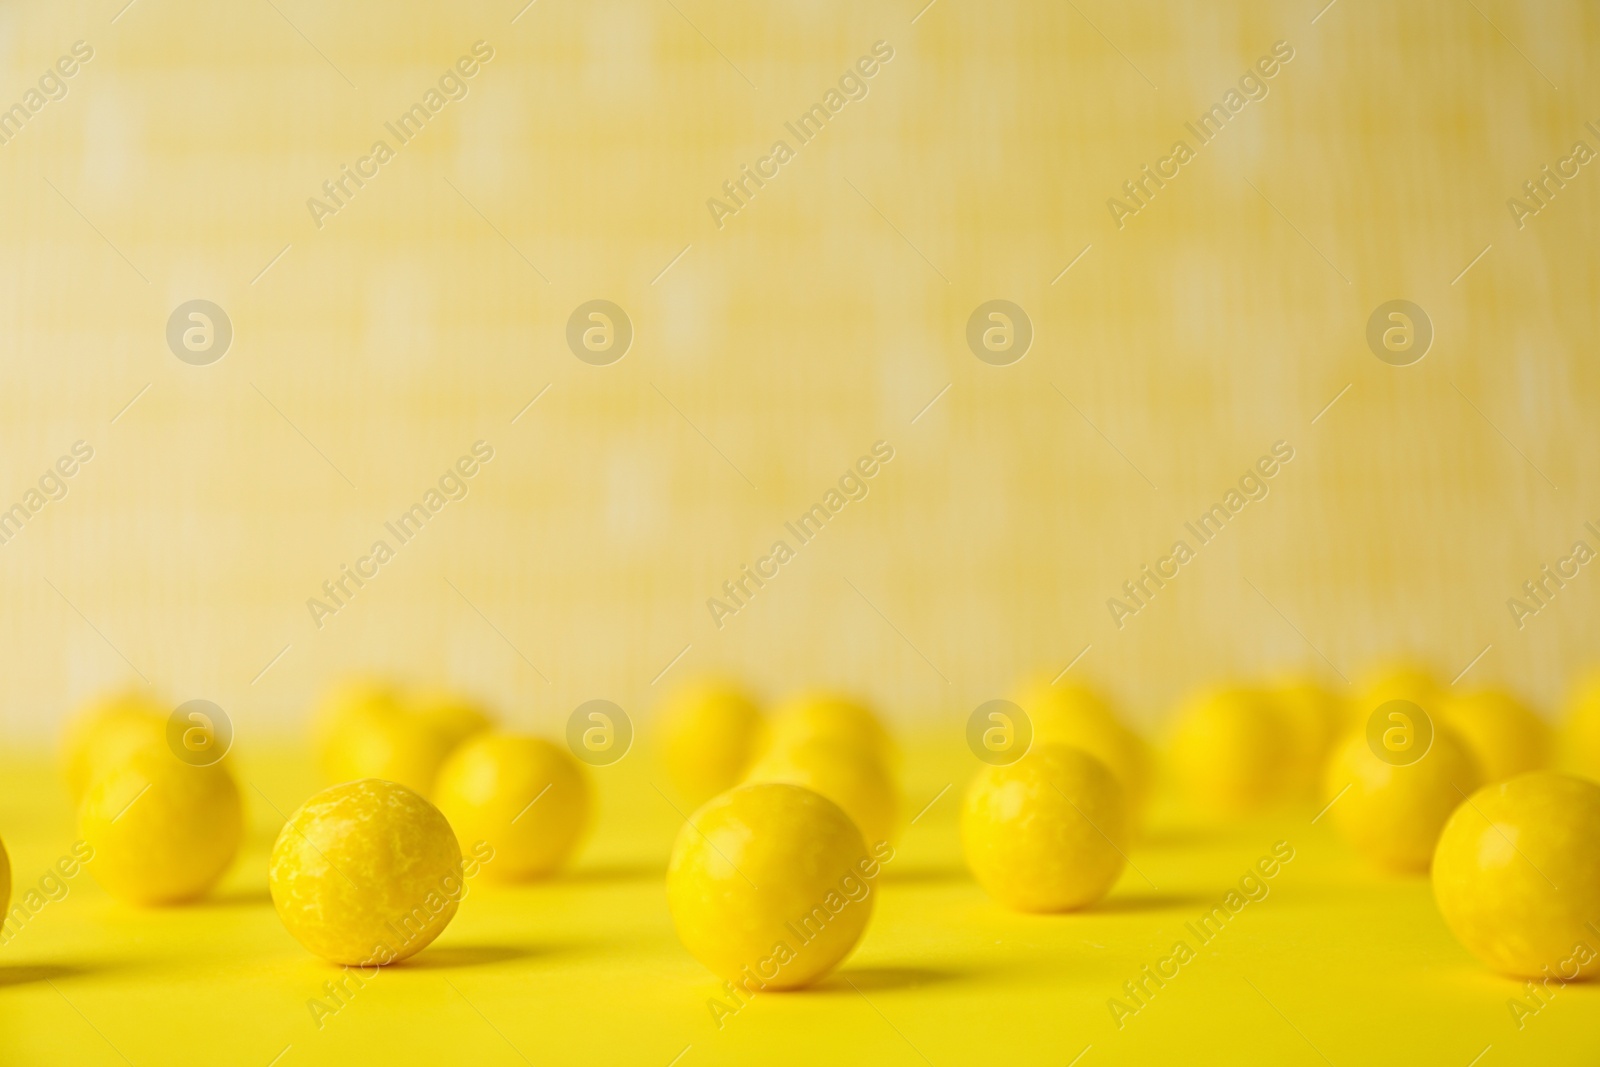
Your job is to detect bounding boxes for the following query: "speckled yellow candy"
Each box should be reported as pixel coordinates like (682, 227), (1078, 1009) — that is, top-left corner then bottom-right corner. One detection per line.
(1439, 688), (1551, 784)
(271, 779), (463, 965)
(434, 734), (591, 880)
(657, 679), (766, 805)
(1324, 726), (1481, 873)
(1433, 772), (1600, 979)
(62, 690), (169, 798)
(961, 744), (1127, 913)
(1168, 687), (1296, 814)
(667, 783), (879, 989)
(768, 694), (896, 770)
(1014, 679), (1150, 825)
(746, 737), (899, 848)
(79, 744), (242, 905)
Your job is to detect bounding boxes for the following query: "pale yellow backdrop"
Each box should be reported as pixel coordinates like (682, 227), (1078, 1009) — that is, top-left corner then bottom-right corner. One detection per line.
(0, 0), (1596, 746)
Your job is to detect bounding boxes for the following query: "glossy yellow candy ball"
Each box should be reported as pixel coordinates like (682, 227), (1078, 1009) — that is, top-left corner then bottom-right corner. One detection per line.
(1168, 687), (1296, 814)
(79, 745), (243, 904)
(434, 734), (591, 880)
(1434, 772), (1600, 978)
(1015, 680), (1151, 825)
(769, 694), (896, 770)
(1323, 726), (1481, 873)
(1440, 689), (1551, 784)
(314, 681), (492, 797)
(62, 690), (169, 798)
(1561, 673), (1600, 781)
(746, 737), (899, 848)
(270, 779), (463, 965)
(657, 680), (765, 805)
(961, 744), (1127, 912)
(667, 783), (879, 989)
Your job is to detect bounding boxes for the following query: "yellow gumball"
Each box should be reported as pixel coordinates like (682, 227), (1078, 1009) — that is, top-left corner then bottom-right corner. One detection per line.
(746, 737), (899, 848)
(62, 690), (169, 798)
(768, 694), (896, 770)
(657, 679), (765, 805)
(1439, 689), (1551, 784)
(667, 783), (880, 989)
(79, 745), (243, 904)
(0, 836), (9, 916)
(270, 779), (463, 965)
(1014, 679), (1150, 825)
(314, 681), (492, 797)
(1353, 661), (1443, 726)
(961, 744), (1127, 913)
(1168, 687), (1297, 814)
(1434, 773), (1600, 979)
(1558, 672), (1600, 782)
(1323, 726), (1481, 873)
(434, 734), (591, 880)
(408, 688), (493, 754)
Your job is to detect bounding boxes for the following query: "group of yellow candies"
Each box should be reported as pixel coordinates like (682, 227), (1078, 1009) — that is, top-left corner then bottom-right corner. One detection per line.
(29, 664), (1600, 993)
(50, 681), (594, 964)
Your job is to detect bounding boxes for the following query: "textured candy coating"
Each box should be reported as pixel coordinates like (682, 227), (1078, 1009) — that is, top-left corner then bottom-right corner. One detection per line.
(667, 783), (877, 989)
(961, 744), (1127, 912)
(435, 734), (591, 880)
(270, 779), (463, 965)
(1433, 772), (1600, 979)
(79, 744), (242, 904)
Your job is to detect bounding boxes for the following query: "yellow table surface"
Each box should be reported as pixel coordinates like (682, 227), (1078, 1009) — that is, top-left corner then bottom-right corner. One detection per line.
(2, 741), (1595, 1066)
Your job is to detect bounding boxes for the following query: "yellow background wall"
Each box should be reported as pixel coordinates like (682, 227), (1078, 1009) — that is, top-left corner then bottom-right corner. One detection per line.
(0, 0), (1596, 743)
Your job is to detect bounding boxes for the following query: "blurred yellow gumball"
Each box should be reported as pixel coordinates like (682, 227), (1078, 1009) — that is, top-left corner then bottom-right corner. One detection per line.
(62, 690), (169, 798)
(1014, 679), (1150, 825)
(1168, 687), (1296, 814)
(1353, 661), (1442, 725)
(1323, 724), (1481, 873)
(434, 734), (591, 880)
(270, 779), (463, 965)
(1558, 673), (1600, 782)
(1439, 689), (1551, 784)
(747, 737), (899, 848)
(0, 836), (9, 916)
(1268, 676), (1346, 799)
(657, 679), (765, 805)
(961, 744), (1126, 912)
(314, 681), (493, 797)
(407, 688), (493, 754)
(667, 783), (882, 990)
(79, 745), (243, 904)
(769, 694), (895, 770)
(1434, 772), (1600, 979)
